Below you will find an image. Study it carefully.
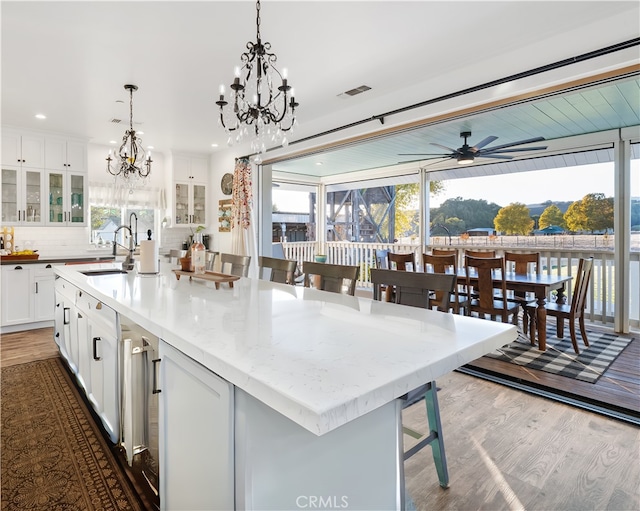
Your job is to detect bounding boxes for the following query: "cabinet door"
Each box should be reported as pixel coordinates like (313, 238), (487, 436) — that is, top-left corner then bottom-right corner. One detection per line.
(1, 167), (20, 224)
(68, 172), (86, 224)
(65, 141), (87, 171)
(23, 169), (44, 224)
(34, 270), (55, 321)
(174, 182), (190, 225)
(189, 156), (208, 182)
(20, 134), (45, 169)
(88, 320), (119, 443)
(44, 137), (68, 171)
(46, 171), (86, 225)
(1, 265), (32, 325)
(67, 306), (81, 374)
(192, 184), (206, 225)
(158, 340), (234, 511)
(47, 171), (65, 224)
(2, 132), (20, 166)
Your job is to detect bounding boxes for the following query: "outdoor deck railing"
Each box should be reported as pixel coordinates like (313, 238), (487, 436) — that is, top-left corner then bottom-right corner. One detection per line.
(281, 238), (640, 328)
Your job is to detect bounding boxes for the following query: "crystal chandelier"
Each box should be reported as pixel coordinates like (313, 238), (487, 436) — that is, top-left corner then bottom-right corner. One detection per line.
(216, 0), (299, 157)
(106, 84), (152, 187)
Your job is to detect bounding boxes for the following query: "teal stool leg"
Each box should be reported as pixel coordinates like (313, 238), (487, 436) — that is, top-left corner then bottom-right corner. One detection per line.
(425, 381), (449, 488)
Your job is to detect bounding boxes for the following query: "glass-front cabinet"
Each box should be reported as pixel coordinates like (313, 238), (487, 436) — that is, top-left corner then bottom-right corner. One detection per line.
(46, 171), (86, 225)
(174, 182), (207, 226)
(1, 167), (45, 225)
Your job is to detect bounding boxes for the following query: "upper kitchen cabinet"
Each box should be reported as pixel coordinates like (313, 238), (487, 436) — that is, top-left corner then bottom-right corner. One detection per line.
(1, 129), (45, 169)
(45, 136), (87, 172)
(46, 170), (87, 226)
(1, 167), (45, 225)
(168, 153), (208, 227)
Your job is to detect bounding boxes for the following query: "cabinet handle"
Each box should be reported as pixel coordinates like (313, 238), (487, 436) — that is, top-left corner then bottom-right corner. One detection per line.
(23, 210), (26, 221)
(14, 266), (23, 270)
(46, 264), (52, 269)
(35, 282), (39, 294)
(152, 358), (162, 394)
(92, 337), (102, 361)
(63, 307), (70, 325)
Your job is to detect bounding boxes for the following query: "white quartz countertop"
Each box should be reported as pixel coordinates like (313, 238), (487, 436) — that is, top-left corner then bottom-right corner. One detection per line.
(55, 263), (516, 435)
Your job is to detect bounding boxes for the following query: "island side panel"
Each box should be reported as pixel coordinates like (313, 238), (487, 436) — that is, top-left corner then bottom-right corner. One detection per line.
(234, 388), (403, 510)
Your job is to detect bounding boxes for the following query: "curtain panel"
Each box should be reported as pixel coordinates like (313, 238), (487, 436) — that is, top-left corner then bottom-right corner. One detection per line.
(89, 181), (166, 210)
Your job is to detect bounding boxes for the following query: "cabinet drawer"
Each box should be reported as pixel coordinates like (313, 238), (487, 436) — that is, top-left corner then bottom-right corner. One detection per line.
(55, 277), (77, 304)
(75, 290), (117, 333)
(33, 263), (56, 278)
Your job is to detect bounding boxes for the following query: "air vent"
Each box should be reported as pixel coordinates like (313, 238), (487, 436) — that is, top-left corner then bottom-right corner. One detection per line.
(110, 118), (122, 124)
(338, 85), (372, 98)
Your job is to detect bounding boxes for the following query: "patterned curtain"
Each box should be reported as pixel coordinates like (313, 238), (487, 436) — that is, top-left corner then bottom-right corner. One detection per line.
(230, 158), (258, 276)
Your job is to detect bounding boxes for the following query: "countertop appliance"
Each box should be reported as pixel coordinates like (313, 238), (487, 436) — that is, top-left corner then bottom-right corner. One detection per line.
(120, 315), (160, 510)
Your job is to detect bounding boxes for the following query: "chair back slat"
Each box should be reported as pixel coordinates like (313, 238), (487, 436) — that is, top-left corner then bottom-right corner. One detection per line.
(303, 261), (360, 296)
(504, 251), (540, 275)
(258, 256), (297, 284)
(388, 251), (416, 271)
(571, 257), (594, 317)
(220, 253), (252, 277)
(465, 249), (496, 258)
(370, 268), (455, 312)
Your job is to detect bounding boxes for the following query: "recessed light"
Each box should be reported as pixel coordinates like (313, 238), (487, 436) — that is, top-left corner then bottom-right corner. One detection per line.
(147, 145), (154, 150)
(109, 140), (117, 144)
(35, 114), (46, 120)
(211, 143), (219, 148)
(136, 131), (144, 135)
(315, 162), (323, 166)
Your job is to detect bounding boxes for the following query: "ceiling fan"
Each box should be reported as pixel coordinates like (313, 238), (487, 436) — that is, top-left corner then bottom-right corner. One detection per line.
(399, 131), (548, 165)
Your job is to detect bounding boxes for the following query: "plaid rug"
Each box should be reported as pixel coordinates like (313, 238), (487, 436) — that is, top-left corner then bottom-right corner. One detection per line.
(487, 329), (634, 383)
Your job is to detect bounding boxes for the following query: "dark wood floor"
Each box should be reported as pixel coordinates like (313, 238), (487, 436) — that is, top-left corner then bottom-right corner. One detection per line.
(464, 322), (640, 422)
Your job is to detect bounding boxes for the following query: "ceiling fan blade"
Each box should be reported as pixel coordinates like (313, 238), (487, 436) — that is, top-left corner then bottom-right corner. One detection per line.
(429, 143), (459, 153)
(398, 153), (451, 156)
(397, 155), (455, 164)
(481, 146), (548, 154)
(480, 136), (545, 152)
(479, 154), (513, 160)
(471, 135), (498, 151)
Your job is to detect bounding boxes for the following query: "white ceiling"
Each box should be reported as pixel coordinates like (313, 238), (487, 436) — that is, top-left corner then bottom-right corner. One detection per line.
(2, 1), (639, 176)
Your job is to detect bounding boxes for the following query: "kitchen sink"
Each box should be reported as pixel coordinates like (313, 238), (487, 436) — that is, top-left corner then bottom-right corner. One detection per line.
(80, 269), (128, 276)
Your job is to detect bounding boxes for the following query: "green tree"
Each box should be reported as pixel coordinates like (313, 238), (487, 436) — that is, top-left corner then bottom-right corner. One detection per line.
(564, 193), (614, 233)
(564, 200), (586, 232)
(538, 204), (566, 229)
(90, 207), (120, 230)
(431, 197), (501, 230)
(494, 202), (534, 235)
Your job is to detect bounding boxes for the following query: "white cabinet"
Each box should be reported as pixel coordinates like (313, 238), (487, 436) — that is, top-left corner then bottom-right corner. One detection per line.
(33, 264), (56, 321)
(158, 340), (234, 511)
(1, 263), (57, 328)
(46, 170), (86, 225)
(45, 136), (87, 172)
(2, 130), (45, 169)
(1, 264), (32, 325)
(54, 277), (77, 367)
(1, 165), (45, 225)
(174, 181), (207, 225)
(88, 317), (120, 443)
(169, 153), (208, 227)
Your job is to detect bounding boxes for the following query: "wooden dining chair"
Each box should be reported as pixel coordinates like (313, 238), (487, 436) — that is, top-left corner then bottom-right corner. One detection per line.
(220, 253), (251, 277)
(371, 268), (456, 311)
(375, 249), (390, 269)
(504, 251), (541, 335)
(370, 267), (454, 488)
(422, 253), (464, 313)
(528, 257), (594, 353)
(303, 261), (360, 296)
(388, 251), (416, 271)
(258, 256), (297, 285)
(464, 255), (519, 323)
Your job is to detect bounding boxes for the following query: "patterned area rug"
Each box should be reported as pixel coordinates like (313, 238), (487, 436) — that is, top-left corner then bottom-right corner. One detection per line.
(486, 329), (634, 383)
(1, 357), (143, 511)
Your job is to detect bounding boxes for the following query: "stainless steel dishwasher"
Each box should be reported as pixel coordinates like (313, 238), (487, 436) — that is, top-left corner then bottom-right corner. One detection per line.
(119, 315), (160, 510)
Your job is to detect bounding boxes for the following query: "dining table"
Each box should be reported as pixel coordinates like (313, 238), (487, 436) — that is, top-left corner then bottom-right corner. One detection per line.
(455, 270), (573, 351)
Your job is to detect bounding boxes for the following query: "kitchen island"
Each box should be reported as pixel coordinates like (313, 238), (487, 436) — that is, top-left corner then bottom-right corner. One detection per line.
(54, 262), (516, 510)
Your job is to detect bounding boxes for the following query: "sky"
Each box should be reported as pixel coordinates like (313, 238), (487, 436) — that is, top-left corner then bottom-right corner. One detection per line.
(274, 160), (639, 213)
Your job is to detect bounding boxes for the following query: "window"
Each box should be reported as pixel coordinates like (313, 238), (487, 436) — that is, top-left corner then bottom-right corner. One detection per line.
(90, 206), (155, 246)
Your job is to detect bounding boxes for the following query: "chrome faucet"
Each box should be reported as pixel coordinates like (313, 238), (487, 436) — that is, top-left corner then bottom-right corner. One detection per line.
(129, 212), (138, 247)
(113, 225), (135, 271)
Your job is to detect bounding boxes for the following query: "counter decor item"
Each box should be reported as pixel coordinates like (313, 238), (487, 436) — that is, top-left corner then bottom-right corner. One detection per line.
(139, 229), (159, 274)
(179, 252), (191, 272)
(191, 233), (206, 274)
